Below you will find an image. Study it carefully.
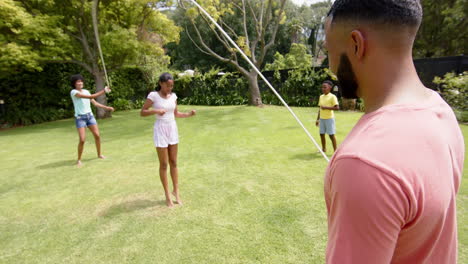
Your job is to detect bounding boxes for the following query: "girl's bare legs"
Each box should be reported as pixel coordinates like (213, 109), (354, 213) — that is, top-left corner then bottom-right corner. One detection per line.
(168, 144), (182, 205)
(156, 147), (174, 208)
(329, 134), (337, 152)
(88, 124), (105, 159)
(320, 134), (327, 153)
(77, 127), (86, 167)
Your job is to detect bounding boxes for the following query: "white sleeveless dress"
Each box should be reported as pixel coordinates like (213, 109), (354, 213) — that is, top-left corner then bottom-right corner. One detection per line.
(147, 91), (179, 148)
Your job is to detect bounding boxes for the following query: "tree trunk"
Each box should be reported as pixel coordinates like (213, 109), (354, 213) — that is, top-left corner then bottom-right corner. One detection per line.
(341, 98), (357, 111)
(93, 72), (112, 119)
(247, 70), (263, 106)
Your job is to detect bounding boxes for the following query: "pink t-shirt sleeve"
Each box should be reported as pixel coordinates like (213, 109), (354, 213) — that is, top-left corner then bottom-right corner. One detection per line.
(326, 157), (410, 263)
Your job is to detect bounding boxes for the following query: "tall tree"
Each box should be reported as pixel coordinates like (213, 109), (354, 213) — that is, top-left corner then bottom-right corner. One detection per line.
(178, 0), (288, 106)
(164, 5), (235, 72)
(296, 1), (331, 64)
(414, 0), (467, 58)
(166, 1), (293, 72)
(265, 43), (312, 70)
(0, 0), (67, 75)
(0, 0), (180, 118)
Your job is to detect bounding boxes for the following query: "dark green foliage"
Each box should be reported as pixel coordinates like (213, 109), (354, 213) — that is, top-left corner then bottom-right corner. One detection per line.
(0, 63), (79, 125)
(111, 99), (133, 111)
(175, 67), (332, 107)
(261, 67), (332, 107)
(434, 71), (467, 122)
(175, 70), (249, 106)
(106, 67), (149, 102)
(0, 64), (148, 125)
(0, 64), (333, 125)
(414, 0), (467, 58)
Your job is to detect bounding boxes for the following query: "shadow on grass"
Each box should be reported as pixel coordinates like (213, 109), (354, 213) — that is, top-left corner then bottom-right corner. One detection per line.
(36, 158), (94, 169)
(0, 183), (21, 196)
(290, 152), (326, 160)
(99, 199), (165, 218)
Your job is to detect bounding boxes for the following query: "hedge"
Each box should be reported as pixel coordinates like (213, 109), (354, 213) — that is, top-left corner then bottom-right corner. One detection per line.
(0, 64), (149, 126)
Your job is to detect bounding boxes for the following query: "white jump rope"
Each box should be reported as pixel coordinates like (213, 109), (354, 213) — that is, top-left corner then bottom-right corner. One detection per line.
(185, 0), (329, 162)
(92, 0), (111, 94)
(92, 0), (329, 162)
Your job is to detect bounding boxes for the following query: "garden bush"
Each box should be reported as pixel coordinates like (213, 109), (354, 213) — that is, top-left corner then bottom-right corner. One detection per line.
(0, 64), (148, 125)
(433, 71), (467, 122)
(175, 68), (249, 106)
(261, 67), (336, 107)
(1, 63), (339, 126)
(175, 67), (335, 107)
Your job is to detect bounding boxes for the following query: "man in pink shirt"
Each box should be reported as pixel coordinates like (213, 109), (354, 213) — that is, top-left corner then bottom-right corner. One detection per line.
(323, 0), (464, 263)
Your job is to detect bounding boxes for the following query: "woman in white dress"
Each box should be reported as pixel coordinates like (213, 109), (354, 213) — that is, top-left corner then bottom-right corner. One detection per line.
(140, 73), (196, 208)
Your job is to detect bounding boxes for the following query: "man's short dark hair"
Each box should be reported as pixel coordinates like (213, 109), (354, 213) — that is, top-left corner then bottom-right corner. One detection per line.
(323, 80), (334, 88)
(327, 0), (422, 27)
(70, 74), (84, 88)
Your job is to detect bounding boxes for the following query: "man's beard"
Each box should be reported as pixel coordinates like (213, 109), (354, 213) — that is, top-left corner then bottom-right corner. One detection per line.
(337, 54), (359, 99)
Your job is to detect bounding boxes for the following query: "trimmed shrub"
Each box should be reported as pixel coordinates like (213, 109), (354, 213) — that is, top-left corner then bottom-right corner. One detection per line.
(0, 63), (338, 125)
(261, 67), (336, 107)
(175, 69), (249, 106)
(175, 67), (335, 107)
(433, 71), (467, 122)
(0, 64), (148, 125)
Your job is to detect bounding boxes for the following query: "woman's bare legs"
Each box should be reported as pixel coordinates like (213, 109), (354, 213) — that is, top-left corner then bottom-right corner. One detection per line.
(168, 144), (182, 205)
(88, 124), (105, 159)
(77, 127), (86, 167)
(156, 147), (174, 208)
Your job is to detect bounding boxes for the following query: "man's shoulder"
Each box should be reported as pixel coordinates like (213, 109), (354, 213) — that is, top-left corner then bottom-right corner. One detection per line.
(334, 107), (448, 176)
(334, 115), (396, 158)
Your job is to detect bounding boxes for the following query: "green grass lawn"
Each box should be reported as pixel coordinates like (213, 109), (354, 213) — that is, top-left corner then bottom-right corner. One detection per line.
(1, 105), (467, 263)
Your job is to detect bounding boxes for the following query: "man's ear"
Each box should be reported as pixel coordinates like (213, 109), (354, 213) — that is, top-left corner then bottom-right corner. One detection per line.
(350, 30), (366, 60)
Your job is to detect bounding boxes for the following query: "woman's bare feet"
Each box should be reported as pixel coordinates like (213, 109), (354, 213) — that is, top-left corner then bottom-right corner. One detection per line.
(172, 191), (183, 205)
(98, 155), (106, 159)
(166, 198), (175, 208)
(77, 160), (83, 167)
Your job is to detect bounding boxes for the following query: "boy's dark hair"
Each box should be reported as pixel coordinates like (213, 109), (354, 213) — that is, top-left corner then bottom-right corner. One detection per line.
(156, 72), (174, 91)
(323, 80), (334, 88)
(70, 74), (84, 89)
(327, 0), (422, 27)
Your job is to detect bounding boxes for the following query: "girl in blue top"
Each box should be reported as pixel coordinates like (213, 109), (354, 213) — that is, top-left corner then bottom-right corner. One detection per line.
(70, 74), (114, 167)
